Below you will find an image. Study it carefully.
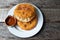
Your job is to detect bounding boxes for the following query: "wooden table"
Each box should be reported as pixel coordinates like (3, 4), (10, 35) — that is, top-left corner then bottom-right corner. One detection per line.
(0, 0), (60, 40)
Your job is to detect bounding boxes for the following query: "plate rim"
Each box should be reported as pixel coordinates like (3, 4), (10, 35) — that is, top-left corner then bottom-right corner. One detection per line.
(7, 3), (44, 38)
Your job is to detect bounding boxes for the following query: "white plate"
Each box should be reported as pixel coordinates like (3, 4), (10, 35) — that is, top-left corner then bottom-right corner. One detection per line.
(7, 3), (43, 38)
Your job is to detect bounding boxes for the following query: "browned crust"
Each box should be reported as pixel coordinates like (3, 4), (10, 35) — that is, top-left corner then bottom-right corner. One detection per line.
(14, 3), (35, 18)
(17, 16), (38, 30)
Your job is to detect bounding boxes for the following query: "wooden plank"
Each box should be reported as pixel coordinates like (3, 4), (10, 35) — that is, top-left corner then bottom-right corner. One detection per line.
(0, 8), (10, 22)
(0, 0), (60, 40)
(0, 23), (60, 40)
(0, 8), (60, 23)
(0, 8), (60, 40)
(0, 0), (60, 8)
(41, 8), (60, 23)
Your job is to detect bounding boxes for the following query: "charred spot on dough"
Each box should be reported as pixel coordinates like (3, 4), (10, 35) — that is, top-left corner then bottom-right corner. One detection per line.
(19, 7), (22, 10)
(16, 6), (22, 10)
(22, 12), (24, 14)
(24, 24), (27, 28)
(29, 21), (32, 24)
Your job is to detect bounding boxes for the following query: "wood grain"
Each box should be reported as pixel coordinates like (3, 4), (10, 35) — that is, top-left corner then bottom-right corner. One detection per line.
(0, 8), (60, 40)
(0, 0), (60, 8)
(0, 0), (60, 40)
